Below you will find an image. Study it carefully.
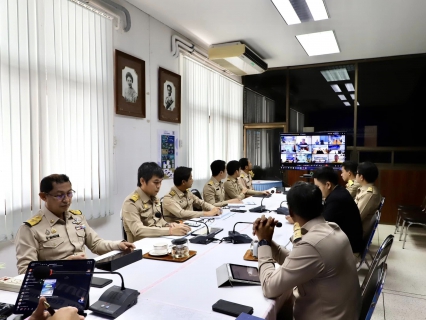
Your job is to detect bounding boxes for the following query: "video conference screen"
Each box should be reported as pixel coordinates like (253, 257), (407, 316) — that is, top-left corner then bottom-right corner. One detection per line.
(280, 132), (346, 170)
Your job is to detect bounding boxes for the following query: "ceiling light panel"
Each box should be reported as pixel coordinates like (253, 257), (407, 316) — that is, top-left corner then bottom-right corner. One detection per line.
(297, 31), (340, 56)
(345, 83), (355, 91)
(271, 0), (301, 25)
(321, 68), (349, 82)
(338, 95), (346, 100)
(350, 94), (355, 100)
(344, 102), (351, 106)
(305, 0), (329, 21)
(330, 84), (341, 92)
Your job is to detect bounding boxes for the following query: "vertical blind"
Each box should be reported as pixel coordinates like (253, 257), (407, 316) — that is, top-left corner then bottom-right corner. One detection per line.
(0, 0), (114, 241)
(181, 56), (243, 181)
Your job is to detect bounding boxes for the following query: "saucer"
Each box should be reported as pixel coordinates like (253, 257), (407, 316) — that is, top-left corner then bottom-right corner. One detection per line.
(149, 249), (168, 256)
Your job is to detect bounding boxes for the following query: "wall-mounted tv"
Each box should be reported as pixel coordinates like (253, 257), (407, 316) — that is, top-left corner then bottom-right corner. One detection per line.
(280, 132), (346, 171)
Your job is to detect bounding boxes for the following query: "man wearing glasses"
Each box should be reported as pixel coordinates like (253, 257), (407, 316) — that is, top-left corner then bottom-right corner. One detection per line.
(15, 174), (135, 274)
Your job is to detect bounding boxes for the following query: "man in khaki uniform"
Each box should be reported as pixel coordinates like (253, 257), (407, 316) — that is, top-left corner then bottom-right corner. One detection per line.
(253, 182), (361, 320)
(15, 174), (135, 274)
(203, 160), (243, 207)
(224, 160), (268, 200)
(122, 162), (190, 242)
(238, 158), (255, 190)
(341, 160), (360, 198)
(355, 162), (382, 236)
(163, 167), (221, 223)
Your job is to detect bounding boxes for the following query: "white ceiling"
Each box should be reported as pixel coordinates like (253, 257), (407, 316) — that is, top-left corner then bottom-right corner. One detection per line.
(125, 0), (426, 68)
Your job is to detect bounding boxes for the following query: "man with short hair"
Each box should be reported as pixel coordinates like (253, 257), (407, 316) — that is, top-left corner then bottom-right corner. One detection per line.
(253, 182), (361, 319)
(238, 158), (271, 195)
(355, 161), (382, 236)
(121, 162), (190, 242)
(313, 166), (363, 254)
(203, 160), (242, 207)
(163, 166), (221, 223)
(16, 174), (135, 274)
(341, 160), (360, 198)
(224, 161), (269, 200)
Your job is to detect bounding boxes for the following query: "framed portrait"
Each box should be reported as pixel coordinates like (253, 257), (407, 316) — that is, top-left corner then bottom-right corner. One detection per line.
(115, 50), (146, 118)
(158, 67), (181, 123)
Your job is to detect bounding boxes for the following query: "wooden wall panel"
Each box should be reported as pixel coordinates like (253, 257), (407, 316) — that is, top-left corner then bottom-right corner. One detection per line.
(378, 169), (426, 224)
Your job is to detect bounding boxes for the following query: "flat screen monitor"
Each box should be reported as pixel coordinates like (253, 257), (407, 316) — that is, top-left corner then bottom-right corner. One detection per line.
(280, 131), (346, 171)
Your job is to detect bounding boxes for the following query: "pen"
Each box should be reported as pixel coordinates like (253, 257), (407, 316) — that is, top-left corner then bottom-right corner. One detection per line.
(43, 300), (55, 316)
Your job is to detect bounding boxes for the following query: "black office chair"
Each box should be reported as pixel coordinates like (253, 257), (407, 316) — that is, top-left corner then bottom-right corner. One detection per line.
(359, 263), (387, 320)
(358, 212), (380, 270)
(191, 189), (203, 212)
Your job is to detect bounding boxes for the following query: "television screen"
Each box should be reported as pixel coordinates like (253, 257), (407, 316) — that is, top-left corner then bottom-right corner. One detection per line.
(280, 132), (346, 170)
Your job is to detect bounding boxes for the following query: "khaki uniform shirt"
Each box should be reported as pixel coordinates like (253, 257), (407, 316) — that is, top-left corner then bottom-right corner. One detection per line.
(258, 216), (361, 320)
(122, 188), (169, 242)
(15, 206), (121, 274)
(163, 186), (214, 223)
(238, 170), (254, 190)
(346, 179), (361, 199)
(355, 184), (381, 235)
(224, 177), (245, 200)
(202, 177), (228, 207)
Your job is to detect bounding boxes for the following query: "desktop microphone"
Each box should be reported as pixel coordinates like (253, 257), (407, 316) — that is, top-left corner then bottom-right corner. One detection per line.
(249, 190), (274, 213)
(225, 221), (282, 244)
(277, 201), (289, 215)
(32, 266), (140, 318)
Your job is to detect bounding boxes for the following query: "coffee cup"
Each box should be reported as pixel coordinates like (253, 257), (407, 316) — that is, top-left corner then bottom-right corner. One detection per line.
(152, 242), (168, 255)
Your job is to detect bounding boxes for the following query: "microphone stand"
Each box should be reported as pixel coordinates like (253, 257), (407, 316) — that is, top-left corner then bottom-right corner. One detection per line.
(227, 222), (253, 244)
(187, 219), (218, 245)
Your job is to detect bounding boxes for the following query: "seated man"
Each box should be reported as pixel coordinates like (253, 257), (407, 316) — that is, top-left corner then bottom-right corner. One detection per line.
(238, 158), (255, 190)
(355, 161), (382, 237)
(341, 160), (360, 198)
(163, 166), (221, 223)
(224, 161), (268, 200)
(253, 182), (360, 319)
(203, 160), (242, 207)
(121, 162), (190, 242)
(313, 166), (363, 255)
(15, 174), (135, 274)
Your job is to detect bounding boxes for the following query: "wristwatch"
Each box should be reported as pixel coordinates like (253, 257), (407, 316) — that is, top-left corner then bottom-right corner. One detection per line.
(258, 239), (270, 247)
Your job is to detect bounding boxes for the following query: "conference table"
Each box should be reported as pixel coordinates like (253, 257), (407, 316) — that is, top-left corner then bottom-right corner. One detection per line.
(1, 189), (293, 320)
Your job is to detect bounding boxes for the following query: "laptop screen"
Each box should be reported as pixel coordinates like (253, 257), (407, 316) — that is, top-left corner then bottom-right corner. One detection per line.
(14, 259), (95, 315)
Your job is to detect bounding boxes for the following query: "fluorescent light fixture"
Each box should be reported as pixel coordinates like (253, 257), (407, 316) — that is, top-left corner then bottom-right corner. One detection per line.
(344, 102), (351, 106)
(321, 68), (349, 82)
(350, 94), (355, 100)
(338, 95), (346, 100)
(271, 0), (301, 25)
(297, 31), (340, 56)
(345, 83), (355, 91)
(331, 84), (341, 92)
(357, 102), (360, 106)
(306, 0), (329, 21)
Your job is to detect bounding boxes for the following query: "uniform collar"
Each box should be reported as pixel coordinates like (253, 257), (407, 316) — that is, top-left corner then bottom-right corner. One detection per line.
(359, 183), (374, 192)
(41, 205), (65, 226)
(172, 185), (187, 198)
(240, 171), (248, 178)
(211, 176), (222, 185)
(300, 216), (326, 233)
(136, 187), (157, 204)
(228, 176), (238, 182)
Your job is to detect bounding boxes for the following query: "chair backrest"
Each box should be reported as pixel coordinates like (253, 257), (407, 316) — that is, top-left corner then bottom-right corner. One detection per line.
(361, 234), (394, 295)
(360, 212), (380, 262)
(359, 263), (387, 320)
(191, 189), (202, 200)
(377, 197), (385, 217)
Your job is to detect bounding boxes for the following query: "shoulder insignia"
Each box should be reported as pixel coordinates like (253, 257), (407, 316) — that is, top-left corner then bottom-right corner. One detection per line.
(170, 190), (176, 196)
(208, 181), (213, 186)
(130, 193), (139, 203)
(227, 178), (231, 181)
(348, 180), (354, 186)
(367, 187), (373, 193)
(240, 174), (244, 178)
(249, 171), (255, 178)
(69, 210), (82, 215)
(24, 215), (42, 227)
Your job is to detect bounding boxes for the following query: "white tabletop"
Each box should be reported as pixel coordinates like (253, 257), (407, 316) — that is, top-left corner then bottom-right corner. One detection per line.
(1, 189), (294, 320)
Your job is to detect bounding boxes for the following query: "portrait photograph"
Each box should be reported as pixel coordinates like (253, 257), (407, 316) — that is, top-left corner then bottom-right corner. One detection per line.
(158, 67), (181, 123)
(115, 50), (145, 118)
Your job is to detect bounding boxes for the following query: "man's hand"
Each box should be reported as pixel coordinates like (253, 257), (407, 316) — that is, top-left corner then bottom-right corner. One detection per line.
(170, 224), (191, 236)
(242, 187), (248, 194)
(204, 207), (222, 217)
(118, 241), (135, 252)
(29, 297), (84, 320)
(263, 190), (271, 195)
(228, 198), (243, 204)
(253, 215), (277, 243)
(66, 253), (86, 260)
(285, 216), (294, 224)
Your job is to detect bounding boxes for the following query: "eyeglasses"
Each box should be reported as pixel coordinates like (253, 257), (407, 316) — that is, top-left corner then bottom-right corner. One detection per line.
(45, 190), (75, 201)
